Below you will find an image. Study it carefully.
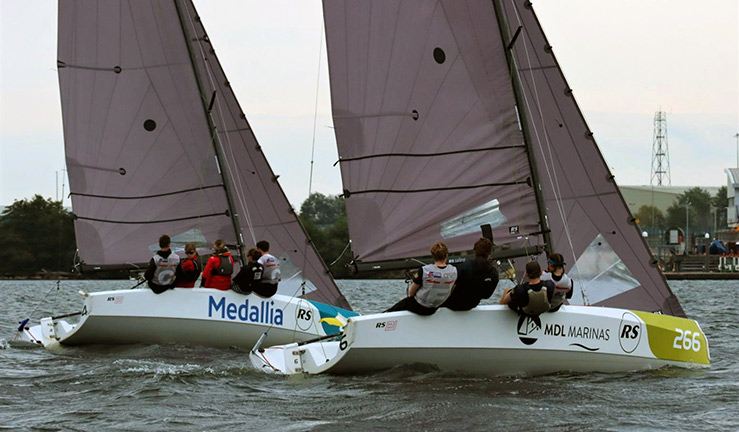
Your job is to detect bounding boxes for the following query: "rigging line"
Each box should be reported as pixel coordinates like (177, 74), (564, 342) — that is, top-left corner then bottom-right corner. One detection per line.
(507, 2), (588, 305)
(70, 184), (224, 200)
(308, 22), (324, 197)
(329, 241), (352, 267)
(336, 145), (526, 164)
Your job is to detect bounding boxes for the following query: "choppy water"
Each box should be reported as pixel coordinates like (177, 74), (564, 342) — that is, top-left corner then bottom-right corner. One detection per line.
(1, 279), (737, 431)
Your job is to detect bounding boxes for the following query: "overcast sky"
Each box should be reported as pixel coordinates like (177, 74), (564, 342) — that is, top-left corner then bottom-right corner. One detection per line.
(1, 0), (737, 208)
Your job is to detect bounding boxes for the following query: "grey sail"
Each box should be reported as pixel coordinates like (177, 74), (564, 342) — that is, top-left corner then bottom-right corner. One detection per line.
(59, 0), (349, 309)
(498, 0), (684, 316)
(323, 0), (546, 265)
(323, 0), (683, 317)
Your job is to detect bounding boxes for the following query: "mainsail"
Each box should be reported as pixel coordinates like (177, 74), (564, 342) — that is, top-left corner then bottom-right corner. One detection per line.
(59, 0), (350, 309)
(323, 0), (683, 316)
(323, 0), (547, 264)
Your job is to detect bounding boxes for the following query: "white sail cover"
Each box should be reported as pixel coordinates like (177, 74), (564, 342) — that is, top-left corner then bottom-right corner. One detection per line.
(323, 0), (683, 317)
(498, 0), (683, 316)
(59, 0), (349, 309)
(323, 0), (546, 263)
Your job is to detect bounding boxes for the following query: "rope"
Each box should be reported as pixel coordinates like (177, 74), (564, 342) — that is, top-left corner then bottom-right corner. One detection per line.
(14, 280), (61, 341)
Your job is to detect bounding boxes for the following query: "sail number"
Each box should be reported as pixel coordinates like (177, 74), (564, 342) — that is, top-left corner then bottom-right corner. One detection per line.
(673, 328), (701, 352)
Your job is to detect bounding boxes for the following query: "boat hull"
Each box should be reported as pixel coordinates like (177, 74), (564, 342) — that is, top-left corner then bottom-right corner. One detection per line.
(18, 288), (356, 349)
(250, 305), (710, 376)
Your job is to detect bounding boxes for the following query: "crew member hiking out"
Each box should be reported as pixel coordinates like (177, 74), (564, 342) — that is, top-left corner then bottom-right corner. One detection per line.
(499, 261), (555, 316)
(201, 239), (234, 290)
(385, 241), (457, 316)
(144, 234), (180, 294)
(540, 253), (574, 312)
(442, 237), (499, 311)
(174, 242), (201, 288)
(256, 240), (281, 291)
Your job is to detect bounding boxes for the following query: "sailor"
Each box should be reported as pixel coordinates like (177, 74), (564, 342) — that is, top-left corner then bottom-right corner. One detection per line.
(499, 261), (555, 316)
(385, 241), (458, 315)
(256, 240), (281, 291)
(442, 237), (499, 311)
(174, 242), (201, 288)
(540, 253), (573, 312)
(201, 239), (234, 290)
(144, 234), (180, 294)
(232, 248), (275, 298)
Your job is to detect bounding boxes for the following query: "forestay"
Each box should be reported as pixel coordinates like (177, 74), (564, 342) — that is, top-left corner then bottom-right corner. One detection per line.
(59, 0), (349, 309)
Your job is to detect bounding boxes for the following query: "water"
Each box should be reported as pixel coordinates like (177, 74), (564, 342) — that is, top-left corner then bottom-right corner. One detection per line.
(1, 279), (737, 431)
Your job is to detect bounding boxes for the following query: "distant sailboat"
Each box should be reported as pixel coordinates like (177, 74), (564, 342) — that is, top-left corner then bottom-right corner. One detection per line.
(17, 0), (355, 349)
(250, 0), (709, 375)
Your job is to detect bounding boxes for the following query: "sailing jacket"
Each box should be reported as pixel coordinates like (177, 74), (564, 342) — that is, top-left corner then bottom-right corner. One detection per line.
(202, 251), (234, 290)
(414, 264), (457, 308)
(258, 253), (281, 285)
(144, 250), (180, 293)
(175, 256), (202, 288)
(442, 257), (499, 310)
(232, 261), (264, 294)
(540, 271), (573, 311)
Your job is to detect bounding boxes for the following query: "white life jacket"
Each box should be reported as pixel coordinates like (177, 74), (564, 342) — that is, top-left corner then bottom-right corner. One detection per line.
(258, 253), (281, 285)
(153, 253), (180, 285)
(541, 271), (573, 310)
(415, 264), (457, 308)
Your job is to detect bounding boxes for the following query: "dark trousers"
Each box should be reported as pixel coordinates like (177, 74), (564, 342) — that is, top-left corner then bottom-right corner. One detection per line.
(233, 282), (277, 298)
(384, 296), (437, 315)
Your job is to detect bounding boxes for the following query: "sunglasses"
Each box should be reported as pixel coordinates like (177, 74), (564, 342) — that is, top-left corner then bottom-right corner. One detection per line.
(186, 251), (195, 255)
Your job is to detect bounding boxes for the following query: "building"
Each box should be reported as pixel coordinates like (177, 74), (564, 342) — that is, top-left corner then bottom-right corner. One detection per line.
(726, 168), (739, 228)
(619, 185), (721, 217)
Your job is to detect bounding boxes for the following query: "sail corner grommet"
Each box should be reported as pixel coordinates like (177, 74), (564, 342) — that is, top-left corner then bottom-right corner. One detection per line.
(113, 66), (122, 74)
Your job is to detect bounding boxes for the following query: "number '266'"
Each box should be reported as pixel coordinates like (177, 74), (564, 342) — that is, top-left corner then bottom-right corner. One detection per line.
(673, 328), (701, 352)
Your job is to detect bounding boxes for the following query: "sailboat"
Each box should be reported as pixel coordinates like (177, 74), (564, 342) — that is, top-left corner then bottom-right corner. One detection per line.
(249, 0), (710, 375)
(16, 0), (356, 349)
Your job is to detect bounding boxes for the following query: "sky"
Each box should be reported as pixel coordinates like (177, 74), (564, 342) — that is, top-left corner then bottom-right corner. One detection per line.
(1, 0), (737, 209)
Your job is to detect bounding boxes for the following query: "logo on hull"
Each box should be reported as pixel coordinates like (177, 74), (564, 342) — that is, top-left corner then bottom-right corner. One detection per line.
(516, 315), (542, 345)
(618, 312), (642, 353)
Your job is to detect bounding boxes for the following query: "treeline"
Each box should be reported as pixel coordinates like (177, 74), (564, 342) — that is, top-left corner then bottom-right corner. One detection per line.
(0, 195), (76, 277)
(634, 186), (728, 240)
(0, 193), (355, 278)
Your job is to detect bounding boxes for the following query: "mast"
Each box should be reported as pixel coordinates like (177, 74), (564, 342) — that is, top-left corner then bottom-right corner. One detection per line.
(491, 0), (553, 257)
(173, 0), (246, 264)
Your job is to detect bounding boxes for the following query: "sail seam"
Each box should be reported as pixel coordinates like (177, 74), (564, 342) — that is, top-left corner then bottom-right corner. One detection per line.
(70, 184), (224, 200)
(75, 211), (227, 224)
(338, 145), (526, 163)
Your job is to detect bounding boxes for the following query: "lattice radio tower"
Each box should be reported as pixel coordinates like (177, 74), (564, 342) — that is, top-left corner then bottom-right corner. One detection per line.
(650, 111), (671, 186)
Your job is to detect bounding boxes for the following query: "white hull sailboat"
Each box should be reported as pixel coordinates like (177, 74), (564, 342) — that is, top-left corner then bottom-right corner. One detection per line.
(16, 0), (355, 349)
(20, 289), (354, 349)
(250, 0), (711, 376)
(251, 306), (709, 376)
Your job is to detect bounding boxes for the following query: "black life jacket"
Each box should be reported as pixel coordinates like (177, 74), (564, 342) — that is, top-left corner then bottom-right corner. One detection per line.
(215, 254), (233, 276)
